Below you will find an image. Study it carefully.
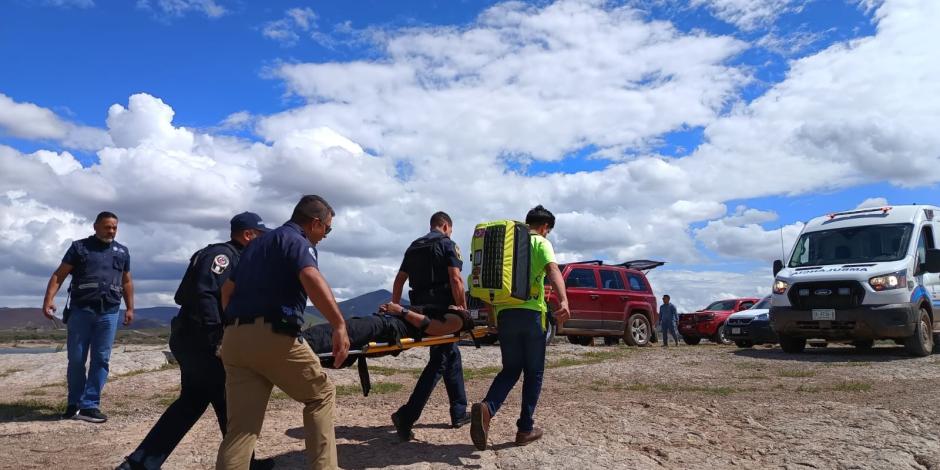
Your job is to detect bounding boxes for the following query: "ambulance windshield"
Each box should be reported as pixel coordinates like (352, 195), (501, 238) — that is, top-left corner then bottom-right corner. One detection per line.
(789, 223), (913, 267)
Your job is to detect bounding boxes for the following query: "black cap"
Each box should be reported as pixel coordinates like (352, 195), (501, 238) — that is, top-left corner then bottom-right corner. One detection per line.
(230, 212), (270, 232)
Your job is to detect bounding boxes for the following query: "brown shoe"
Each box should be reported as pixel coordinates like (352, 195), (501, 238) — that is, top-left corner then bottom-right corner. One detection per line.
(515, 427), (543, 446)
(470, 402), (491, 451)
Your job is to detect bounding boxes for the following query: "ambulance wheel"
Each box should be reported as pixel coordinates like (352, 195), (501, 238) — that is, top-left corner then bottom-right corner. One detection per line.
(904, 308), (933, 357)
(623, 314), (652, 347)
(683, 336), (701, 346)
(779, 335), (806, 354)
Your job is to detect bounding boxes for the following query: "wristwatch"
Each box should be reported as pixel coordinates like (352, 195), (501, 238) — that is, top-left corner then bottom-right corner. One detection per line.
(400, 308), (410, 316)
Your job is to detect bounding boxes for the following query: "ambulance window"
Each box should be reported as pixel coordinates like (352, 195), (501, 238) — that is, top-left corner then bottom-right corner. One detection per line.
(566, 269), (597, 289)
(916, 225), (935, 270)
(599, 270), (625, 290)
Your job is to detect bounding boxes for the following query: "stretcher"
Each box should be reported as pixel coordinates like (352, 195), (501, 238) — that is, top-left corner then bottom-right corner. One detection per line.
(315, 326), (492, 396)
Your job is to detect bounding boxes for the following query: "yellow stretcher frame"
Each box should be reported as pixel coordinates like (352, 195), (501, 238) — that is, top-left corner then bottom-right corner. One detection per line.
(314, 326), (492, 396)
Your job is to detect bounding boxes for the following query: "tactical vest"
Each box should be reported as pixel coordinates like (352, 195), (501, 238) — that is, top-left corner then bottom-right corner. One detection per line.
(174, 242), (239, 324)
(69, 238), (128, 310)
(404, 233), (454, 305)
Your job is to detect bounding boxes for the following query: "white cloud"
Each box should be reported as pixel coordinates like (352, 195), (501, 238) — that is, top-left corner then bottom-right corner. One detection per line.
(646, 269), (772, 313)
(1, 0), (938, 308)
(136, 0), (226, 19)
(689, 0), (804, 30)
(856, 197), (889, 209)
(262, 7), (318, 46)
(0, 93), (111, 150)
(218, 110), (252, 130)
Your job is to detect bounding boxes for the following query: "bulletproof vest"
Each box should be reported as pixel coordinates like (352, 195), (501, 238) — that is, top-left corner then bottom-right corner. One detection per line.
(69, 238), (127, 310)
(174, 242), (239, 321)
(404, 233), (453, 304)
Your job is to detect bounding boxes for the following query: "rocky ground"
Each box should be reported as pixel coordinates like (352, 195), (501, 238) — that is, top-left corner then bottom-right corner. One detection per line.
(2, 339), (940, 469)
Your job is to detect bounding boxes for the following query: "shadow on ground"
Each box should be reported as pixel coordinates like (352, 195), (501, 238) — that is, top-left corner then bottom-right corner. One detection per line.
(0, 400), (64, 422)
(731, 344), (915, 363)
(280, 425), (481, 469)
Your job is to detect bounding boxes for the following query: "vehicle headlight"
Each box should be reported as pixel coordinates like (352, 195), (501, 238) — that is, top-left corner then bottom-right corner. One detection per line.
(755, 313), (769, 321)
(869, 270), (907, 291)
(772, 279), (789, 295)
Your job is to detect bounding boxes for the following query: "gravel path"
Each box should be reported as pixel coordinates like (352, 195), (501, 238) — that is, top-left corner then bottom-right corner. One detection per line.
(2, 340), (940, 469)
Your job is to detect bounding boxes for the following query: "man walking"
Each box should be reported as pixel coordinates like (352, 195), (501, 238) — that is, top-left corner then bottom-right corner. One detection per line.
(659, 295), (680, 347)
(470, 205), (570, 450)
(42, 211), (134, 423)
(216, 195), (349, 470)
(390, 212), (469, 441)
(118, 212), (273, 470)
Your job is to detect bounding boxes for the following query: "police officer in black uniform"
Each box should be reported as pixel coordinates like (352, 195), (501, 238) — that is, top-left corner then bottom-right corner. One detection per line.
(117, 212), (274, 470)
(390, 211), (469, 441)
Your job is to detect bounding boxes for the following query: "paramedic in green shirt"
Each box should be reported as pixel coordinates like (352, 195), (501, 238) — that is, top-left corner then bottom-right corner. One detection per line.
(470, 205), (570, 450)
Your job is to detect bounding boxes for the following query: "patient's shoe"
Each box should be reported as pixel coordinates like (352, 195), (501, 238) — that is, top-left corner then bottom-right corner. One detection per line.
(391, 412), (414, 442)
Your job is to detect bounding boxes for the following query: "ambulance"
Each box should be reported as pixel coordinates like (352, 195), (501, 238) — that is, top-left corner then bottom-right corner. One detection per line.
(770, 205), (940, 356)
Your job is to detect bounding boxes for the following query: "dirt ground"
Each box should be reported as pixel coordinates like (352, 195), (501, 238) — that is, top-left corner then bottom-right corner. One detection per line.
(3, 339), (940, 469)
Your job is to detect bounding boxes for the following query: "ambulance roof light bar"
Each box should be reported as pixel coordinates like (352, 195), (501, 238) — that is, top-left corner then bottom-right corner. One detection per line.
(827, 206), (892, 220)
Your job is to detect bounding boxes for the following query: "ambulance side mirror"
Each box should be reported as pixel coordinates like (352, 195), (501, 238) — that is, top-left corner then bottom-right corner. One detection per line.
(924, 249), (940, 273)
(772, 259), (784, 276)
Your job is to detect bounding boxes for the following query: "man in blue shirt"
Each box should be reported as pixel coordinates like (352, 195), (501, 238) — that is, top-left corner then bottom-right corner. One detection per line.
(659, 295), (680, 347)
(42, 211), (135, 424)
(118, 212), (273, 470)
(216, 195), (349, 470)
(390, 211), (469, 441)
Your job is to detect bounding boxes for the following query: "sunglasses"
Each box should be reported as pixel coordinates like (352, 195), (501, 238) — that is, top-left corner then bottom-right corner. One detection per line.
(316, 218), (332, 235)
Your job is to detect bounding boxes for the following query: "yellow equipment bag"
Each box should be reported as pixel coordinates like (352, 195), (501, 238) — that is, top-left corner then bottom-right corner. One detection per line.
(468, 220), (531, 305)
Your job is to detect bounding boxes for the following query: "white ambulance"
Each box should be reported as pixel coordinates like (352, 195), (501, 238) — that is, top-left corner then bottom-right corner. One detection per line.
(770, 205), (940, 356)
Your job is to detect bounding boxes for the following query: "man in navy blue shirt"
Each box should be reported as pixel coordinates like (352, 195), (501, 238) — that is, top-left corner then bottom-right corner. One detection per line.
(42, 211), (135, 424)
(390, 211), (469, 441)
(118, 212), (273, 470)
(216, 195), (349, 470)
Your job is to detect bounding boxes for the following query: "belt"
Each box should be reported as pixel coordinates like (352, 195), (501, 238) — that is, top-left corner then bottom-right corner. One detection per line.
(223, 316), (269, 327)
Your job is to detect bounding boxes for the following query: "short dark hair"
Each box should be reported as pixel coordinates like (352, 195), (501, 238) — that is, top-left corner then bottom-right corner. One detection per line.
(430, 211), (452, 228)
(290, 195), (335, 224)
(525, 205), (555, 229)
(95, 211), (118, 224)
(663, 294), (670, 300)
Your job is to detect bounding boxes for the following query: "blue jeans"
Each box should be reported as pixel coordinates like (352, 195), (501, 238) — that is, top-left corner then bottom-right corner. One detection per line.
(396, 342), (467, 426)
(661, 320), (680, 345)
(482, 308), (546, 433)
(66, 306), (120, 409)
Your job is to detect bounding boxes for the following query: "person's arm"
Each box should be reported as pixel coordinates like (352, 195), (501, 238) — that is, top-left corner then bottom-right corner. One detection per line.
(122, 271), (134, 325)
(193, 248), (234, 330)
(221, 279), (235, 311)
(383, 303), (462, 336)
(448, 267), (467, 309)
(390, 271), (408, 304)
(300, 266), (349, 367)
(546, 262), (570, 323)
(42, 263), (73, 320)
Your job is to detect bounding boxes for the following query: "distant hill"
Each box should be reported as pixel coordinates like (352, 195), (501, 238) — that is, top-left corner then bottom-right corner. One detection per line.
(0, 306), (178, 330)
(304, 289), (395, 327)
(1, 291), (397, 331)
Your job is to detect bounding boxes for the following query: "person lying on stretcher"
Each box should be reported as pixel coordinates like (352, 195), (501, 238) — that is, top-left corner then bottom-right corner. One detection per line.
(302, 303), (473, 361)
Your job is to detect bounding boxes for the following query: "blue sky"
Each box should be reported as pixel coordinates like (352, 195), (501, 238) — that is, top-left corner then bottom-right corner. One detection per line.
(1, 0), (937, 309)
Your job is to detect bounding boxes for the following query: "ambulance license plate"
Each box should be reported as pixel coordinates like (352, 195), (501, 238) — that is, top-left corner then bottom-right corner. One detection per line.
(731, 328), (741, 335)
(812, 309), (835, 321)
(470, 309), (480, 320)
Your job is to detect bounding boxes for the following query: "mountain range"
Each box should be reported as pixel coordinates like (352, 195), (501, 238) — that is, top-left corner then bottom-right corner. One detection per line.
(0, 289), (395, 330)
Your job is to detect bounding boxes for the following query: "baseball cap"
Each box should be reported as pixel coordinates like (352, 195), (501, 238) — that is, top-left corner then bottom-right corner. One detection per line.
(230, 212), (271, 232)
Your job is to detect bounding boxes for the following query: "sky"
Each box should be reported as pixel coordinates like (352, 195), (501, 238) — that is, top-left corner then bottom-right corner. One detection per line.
(1, 0), (939, 312)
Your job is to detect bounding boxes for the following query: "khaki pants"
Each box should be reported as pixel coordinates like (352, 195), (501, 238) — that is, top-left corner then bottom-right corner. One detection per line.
(216, 318), (337, 470)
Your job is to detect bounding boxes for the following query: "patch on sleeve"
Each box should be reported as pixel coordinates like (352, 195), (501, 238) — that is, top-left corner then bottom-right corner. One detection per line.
(308, 246), (318, 262)
(210, 254), (230, 274)
(454, 243), (462, 261)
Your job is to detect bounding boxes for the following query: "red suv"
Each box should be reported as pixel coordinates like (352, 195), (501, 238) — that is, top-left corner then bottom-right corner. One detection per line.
(678, 298), (759, 345)
(553, 260), (663, 346)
